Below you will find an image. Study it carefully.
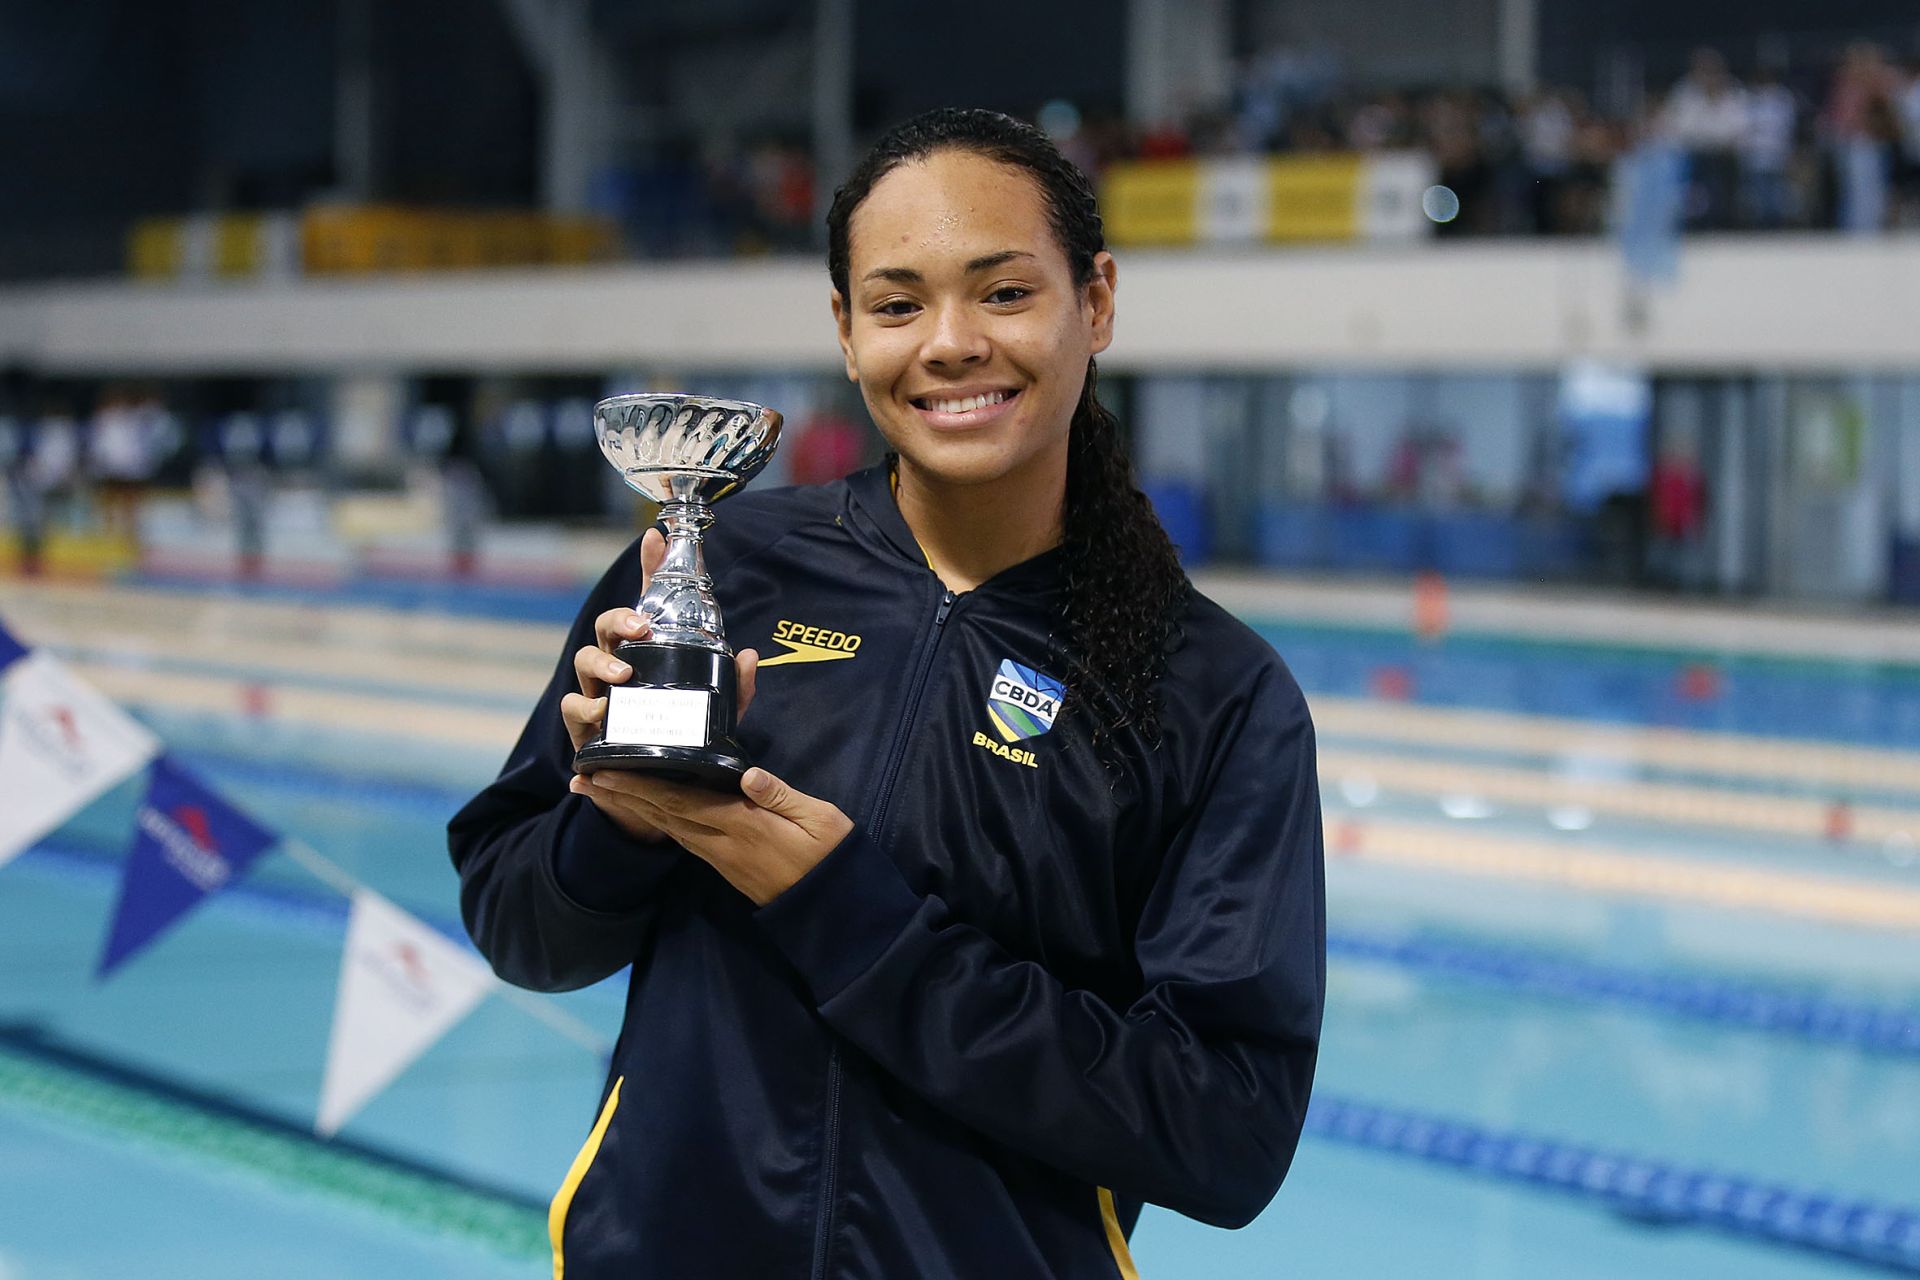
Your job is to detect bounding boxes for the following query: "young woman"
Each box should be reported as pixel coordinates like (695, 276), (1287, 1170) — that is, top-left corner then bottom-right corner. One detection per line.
(451, 108), (1324, 1280)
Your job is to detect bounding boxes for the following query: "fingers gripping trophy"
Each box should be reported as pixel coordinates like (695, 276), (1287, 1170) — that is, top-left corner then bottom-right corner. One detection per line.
(573, 393), (781, 787)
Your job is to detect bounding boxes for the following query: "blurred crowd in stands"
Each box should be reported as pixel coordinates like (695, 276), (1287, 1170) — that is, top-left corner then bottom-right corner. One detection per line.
(1090, 40), (1920, 236)
(654, 41), (1920, 252)
(1194, 41), (1920, 236)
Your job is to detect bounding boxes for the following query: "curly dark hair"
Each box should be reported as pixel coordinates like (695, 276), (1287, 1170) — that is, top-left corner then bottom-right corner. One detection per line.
(826, 107), (1190, 744)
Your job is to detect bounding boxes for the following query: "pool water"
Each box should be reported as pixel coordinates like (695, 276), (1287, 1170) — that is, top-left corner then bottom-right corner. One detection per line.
(2, 589), (1917, 1279)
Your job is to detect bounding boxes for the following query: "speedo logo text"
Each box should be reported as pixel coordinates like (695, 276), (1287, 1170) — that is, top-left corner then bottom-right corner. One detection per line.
(758, 619), (864, 667)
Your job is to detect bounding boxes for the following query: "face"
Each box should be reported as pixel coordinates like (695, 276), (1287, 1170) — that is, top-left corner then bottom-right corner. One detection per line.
(831, 150), (1116, 490)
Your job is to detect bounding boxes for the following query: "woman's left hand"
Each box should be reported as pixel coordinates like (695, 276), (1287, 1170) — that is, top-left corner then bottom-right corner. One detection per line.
(569, 766), (853, 906)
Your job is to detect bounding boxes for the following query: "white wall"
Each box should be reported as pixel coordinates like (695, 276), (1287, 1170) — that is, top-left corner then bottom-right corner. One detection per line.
(6, 235), (1920, 376)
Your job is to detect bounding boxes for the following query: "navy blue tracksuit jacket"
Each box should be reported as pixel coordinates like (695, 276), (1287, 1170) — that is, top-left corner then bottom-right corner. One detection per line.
(449, 464), (1325, 1279)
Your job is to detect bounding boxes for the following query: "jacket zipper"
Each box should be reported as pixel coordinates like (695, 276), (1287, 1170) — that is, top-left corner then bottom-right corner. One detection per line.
(809, 585), (954, 1280)
(867, 587), (955, 839)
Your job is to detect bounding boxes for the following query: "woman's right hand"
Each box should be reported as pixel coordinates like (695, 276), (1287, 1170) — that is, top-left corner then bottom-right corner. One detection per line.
(561, 529), (667, 757)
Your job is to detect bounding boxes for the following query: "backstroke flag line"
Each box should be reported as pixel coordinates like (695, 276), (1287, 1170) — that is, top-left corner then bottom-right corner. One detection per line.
(0, 614), (604, 1136)
(317, 888), (496, 1137)
(0, 650), (162, 869)
(97, 755), (281, 978)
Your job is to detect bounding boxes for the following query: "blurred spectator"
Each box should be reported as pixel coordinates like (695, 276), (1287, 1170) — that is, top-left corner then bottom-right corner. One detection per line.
(1347, 96), (1407, 152)
(1476, 91), (1533, 235)
(1647, 433), (1708, 588)
(1895, 58), (1920, 227)
(29, 410), (81, 520)
(1562, 106), (1621, 235)
(1521, 90), (1577, 232)
(698, 140), (756, 255)
(787, 408), (867, 486)
(745, 141), (815, 252)
(0, 416), (45, 576)
(1234, 47), (1342, 153)
(1423, 92), (1495, 236)
(1823, 42), (1901, 232)
(1741, 67), (1799, 229)
(1662, 49), (1749, 230)
(1136, 120), (1193, 160)
(88, 388), (167, 543)
(1386, 426), (1466, 509)
(217, 413), (270, 579)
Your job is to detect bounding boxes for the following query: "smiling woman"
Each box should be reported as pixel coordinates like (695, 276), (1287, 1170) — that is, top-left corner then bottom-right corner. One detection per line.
(450, 107), (1326, 1280)
(825, 112), (1189, 739)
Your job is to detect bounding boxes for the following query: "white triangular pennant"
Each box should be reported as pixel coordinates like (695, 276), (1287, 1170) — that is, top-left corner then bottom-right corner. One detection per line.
(316, 889), (495, 1137)
(0, 651), (162, 868)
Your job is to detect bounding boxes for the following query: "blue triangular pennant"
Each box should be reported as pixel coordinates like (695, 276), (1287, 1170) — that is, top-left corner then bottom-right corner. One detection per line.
(97, 755), (280, 979)
(0, 617), (26, 674)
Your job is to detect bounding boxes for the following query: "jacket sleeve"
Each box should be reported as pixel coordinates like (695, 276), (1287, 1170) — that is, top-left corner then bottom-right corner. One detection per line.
(751, 664), (1326, 1228)
(448, 539), (688, 993)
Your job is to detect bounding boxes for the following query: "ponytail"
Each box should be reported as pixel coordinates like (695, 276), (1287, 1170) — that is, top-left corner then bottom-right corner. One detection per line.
(1056, 358), (1188, 744)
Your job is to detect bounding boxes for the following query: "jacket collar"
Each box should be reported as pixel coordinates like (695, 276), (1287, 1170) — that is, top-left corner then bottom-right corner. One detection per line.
(840, 463), (1064, 600)
(843, 463), (933, 570)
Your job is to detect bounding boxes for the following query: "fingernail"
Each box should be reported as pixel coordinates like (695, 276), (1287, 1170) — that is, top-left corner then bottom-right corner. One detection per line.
(625, 614), (646, 633)
(742, 768), (768, 793)
(609, 661), (630, 678)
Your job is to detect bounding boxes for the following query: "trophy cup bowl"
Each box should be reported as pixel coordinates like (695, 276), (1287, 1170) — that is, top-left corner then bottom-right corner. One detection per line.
(573, 393), (782, 786)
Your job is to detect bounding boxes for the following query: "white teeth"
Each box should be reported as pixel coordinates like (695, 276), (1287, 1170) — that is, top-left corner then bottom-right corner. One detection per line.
(927, 391), (1008, 414)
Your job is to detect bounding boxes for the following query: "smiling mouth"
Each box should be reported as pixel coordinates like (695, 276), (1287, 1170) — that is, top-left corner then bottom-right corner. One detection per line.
(911, 388), (1020, 414)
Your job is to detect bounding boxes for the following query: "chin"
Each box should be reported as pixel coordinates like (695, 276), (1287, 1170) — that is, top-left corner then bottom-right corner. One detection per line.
(893, 436), (1029, 488)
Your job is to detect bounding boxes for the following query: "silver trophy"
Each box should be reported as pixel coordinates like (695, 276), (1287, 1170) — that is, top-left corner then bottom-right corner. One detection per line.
(574, 393), (782, 785)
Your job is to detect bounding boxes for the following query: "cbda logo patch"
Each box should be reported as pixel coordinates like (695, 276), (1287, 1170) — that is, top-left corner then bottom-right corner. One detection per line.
(986, 659), (1064, 743)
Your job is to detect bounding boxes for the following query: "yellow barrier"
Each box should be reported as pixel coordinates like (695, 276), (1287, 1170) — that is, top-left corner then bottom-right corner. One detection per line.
(128, 219), (184, 279)
(212, 213), (264, 276)
(1267, 154), (1364, 241)
(131, 206), (620, 279)
(1101, 160), (1201, 246)
(300, 207), (619, 276)
(0, 532), (139, 580)
(1102, 152), (1430, 247)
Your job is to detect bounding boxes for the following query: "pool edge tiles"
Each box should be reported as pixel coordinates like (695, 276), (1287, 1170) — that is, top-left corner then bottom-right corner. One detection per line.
(0, 1024), (549, 1262)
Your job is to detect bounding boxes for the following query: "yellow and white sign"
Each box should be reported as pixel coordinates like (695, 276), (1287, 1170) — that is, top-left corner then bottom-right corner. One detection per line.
(1104, 152), (1437, 248)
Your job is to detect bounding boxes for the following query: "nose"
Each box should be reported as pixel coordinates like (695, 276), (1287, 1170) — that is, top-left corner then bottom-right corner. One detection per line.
(920, 299), (989, 370)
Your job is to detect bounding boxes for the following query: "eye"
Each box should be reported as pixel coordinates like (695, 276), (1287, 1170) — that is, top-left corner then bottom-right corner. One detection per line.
(986, 286), (1030, 305)
(872, 298), (919, 319)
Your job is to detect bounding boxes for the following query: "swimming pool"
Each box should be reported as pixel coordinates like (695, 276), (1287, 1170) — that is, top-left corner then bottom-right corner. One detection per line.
(2, 582), (1916, 1278)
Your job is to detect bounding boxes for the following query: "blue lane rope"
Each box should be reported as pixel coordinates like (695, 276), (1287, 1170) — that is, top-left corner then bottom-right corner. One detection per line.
(1329, 930), (1920, 1058)
(17, 836), (1920, 1056)
(1306, 1095), (1920, 1275)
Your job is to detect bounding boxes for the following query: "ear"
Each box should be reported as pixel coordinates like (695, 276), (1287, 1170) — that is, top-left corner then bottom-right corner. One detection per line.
(829, 289), (860, 383)
(1084, 252), (1118, 357)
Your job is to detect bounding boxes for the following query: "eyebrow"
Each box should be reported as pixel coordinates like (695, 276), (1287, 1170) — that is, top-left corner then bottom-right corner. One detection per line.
(861, 249), (1036, 285)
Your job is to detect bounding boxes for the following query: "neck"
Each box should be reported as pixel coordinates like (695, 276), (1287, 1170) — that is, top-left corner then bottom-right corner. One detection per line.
(893, 445), (1067, 593)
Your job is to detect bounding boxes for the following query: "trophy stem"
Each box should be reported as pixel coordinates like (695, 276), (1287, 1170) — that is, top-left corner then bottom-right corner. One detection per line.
(635, 498), (729, 652)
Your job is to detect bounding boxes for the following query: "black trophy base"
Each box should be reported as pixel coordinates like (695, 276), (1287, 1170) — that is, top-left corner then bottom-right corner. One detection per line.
(572, 641), (750, 790)
(572, 738), (751, 787)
